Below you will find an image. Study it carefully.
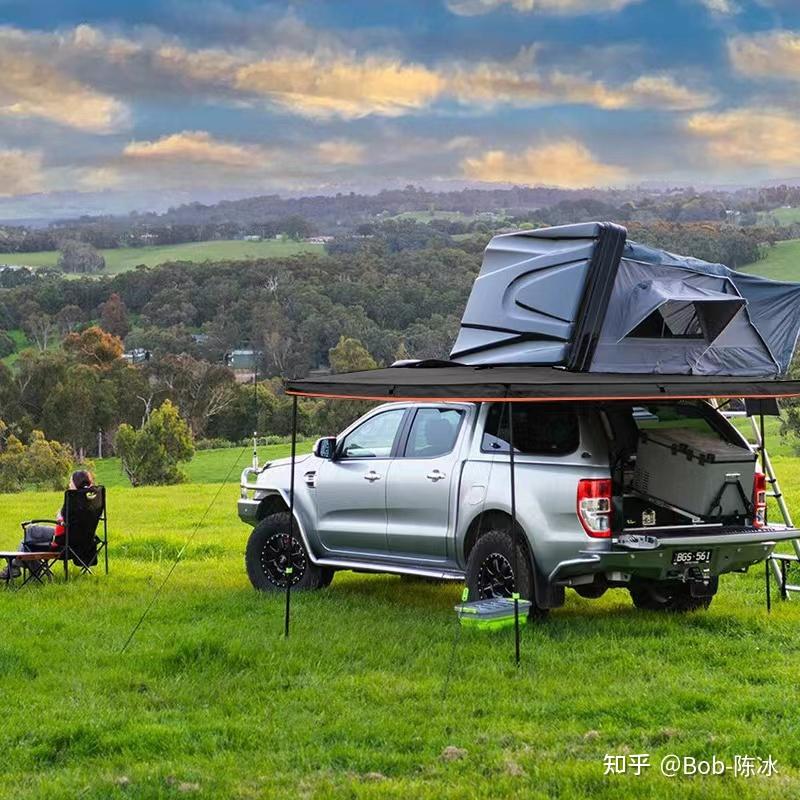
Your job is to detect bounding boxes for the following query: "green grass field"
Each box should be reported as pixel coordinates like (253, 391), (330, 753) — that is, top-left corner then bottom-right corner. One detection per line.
(743, 238), (800, 282)
(6, 239), (324, 275)
(2, 443), (800, 798)
(758, 207), (800, 227)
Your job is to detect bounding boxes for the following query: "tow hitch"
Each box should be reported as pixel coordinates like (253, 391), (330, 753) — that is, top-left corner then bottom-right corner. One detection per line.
(684, 567), (717, 597)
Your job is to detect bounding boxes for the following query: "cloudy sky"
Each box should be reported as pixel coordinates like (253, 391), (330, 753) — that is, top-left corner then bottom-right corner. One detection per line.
(1, 0), (799, 215)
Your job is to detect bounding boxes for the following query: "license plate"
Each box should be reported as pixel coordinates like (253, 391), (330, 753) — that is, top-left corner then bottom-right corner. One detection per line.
(672, 549), (712, 566)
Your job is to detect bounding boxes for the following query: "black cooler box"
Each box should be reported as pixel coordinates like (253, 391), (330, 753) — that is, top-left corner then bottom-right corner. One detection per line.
(632, 428), (757, 521)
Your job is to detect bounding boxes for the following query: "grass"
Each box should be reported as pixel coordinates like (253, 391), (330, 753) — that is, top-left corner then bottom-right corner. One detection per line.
(2, 445), (800, 797)
(742, 239), (800, 282)
(0, 328), (30, 367)
(758, 207), (800, 227)
(4, 239), (324, 275)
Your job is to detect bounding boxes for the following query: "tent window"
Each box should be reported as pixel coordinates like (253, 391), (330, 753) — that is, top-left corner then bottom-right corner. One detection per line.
(627, 301), (704, 339)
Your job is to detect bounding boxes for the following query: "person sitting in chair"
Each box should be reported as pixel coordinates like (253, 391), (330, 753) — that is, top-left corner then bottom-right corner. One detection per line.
(0, 470), (95, 580)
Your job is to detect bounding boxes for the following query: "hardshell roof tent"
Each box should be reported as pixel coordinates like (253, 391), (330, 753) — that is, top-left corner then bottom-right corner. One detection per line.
(450, 222), (800, 377)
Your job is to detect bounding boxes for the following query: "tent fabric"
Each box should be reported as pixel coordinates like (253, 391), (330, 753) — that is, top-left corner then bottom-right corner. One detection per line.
(285, 363), (800, 402)
(448, 224), (800, 376)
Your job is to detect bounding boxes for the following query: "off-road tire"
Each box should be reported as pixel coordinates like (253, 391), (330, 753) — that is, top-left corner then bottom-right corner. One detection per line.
(629, 580), (714, 612)
(465, 529), (548, 621)
(245, 512), (325, 592)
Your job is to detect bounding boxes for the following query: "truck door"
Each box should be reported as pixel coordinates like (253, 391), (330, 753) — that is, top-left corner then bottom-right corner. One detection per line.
(385, 406), (466, 560)
(314, 407), (408, 556)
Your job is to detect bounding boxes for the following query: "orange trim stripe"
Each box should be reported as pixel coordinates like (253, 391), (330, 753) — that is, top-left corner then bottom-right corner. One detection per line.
(286, 390), (800, 402)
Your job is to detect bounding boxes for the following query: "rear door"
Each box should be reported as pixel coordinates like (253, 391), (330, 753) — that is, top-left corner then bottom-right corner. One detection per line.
(314, 406), (408, 556)
(385, 406), (467, 560)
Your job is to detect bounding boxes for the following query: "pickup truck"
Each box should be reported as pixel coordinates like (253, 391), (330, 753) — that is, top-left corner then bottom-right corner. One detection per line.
(239, 399), (797, 617)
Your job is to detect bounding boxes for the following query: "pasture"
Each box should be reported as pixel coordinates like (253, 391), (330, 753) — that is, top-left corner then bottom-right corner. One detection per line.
(4, 239), (324, 275)
(743, 238), (800, 282)
(2, 443), (800, 798)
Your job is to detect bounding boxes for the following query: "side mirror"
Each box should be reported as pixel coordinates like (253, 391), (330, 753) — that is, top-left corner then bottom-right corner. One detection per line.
(314, 436), (337, 460)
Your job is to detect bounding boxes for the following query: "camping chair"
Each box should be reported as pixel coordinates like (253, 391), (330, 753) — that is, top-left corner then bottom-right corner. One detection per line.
(22, 486), (108, 582)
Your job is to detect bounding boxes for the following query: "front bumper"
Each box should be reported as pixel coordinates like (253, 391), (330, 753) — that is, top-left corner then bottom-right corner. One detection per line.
(238, 498), (260, 526)
(551, 526), (798, 583)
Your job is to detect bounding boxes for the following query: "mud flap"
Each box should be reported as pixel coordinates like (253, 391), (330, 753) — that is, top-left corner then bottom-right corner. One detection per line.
(533, 556), (566, 609)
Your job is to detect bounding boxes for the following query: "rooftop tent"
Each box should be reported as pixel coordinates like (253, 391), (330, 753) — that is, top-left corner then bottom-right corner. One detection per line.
(450, 223), (800, 376)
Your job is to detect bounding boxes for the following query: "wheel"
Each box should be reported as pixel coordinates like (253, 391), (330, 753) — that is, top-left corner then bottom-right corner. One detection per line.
(629, 579), (716, 612)
(464, 529), (548, 621)
(245, 512), (325, 592)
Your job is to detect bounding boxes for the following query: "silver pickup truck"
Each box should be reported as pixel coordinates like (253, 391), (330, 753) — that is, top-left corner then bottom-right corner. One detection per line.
(239, 398), (796, 617)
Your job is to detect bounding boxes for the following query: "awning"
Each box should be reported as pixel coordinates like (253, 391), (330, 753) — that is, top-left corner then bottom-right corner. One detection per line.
(285, 363), (800, 402)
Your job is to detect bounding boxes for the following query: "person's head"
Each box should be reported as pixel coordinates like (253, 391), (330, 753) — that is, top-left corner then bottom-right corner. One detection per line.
(69, 469), (94, 490)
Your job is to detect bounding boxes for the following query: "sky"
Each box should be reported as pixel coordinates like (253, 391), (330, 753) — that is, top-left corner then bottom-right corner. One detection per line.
(0, 0), (800, 216)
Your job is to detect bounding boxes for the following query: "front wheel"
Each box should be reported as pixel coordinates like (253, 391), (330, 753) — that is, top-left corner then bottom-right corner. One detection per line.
(464, 529), (548, 621)
(245, 512), (326, 592)
(629, 579), (716, 612)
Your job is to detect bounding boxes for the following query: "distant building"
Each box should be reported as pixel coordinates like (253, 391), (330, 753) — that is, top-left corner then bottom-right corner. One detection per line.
(123, 348), (151, 365)
(304, 236), (334, 244)
(243, 234), (262, 241)
(225, 349), (259, 370)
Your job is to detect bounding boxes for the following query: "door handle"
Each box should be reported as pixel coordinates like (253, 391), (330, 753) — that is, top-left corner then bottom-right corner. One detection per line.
(304, 470), (317, 488)
(363, 470), (382, 482)
(426, 470), (446, 482)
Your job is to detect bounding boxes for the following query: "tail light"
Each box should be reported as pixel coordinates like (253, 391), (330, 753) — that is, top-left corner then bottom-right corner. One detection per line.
(753, 472), (767, 528)
(577, 478), (612, 538)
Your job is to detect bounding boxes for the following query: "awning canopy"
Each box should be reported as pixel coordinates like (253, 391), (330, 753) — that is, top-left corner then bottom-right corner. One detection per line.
(285, 363), (800, 402)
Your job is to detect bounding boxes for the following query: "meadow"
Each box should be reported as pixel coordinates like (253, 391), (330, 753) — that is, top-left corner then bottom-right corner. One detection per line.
(743, 238), (800, 282)
(3, 239), (324, 275)
(2, 439), (800, 798)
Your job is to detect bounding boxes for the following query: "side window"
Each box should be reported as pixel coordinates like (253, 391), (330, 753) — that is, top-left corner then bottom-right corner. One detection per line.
(404, 408), (464, 458)
(338, 408), (406, 459)
(481, 403), (579, 456)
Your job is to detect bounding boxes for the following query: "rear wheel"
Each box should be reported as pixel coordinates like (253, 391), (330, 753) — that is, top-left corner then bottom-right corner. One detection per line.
(245, 512), (326, 592)
(629, 579), (716, 612)
(465, 529), (548, 621)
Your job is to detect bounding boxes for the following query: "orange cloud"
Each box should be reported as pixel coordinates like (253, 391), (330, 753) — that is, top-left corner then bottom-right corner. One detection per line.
(123, 131), (263, 167)
(462, 139), (626, 187)
(0, 149), (44, 196)
(729, 31), (800, 80)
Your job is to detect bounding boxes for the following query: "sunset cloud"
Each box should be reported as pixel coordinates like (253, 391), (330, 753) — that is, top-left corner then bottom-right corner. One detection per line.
(462, 139), (626, 187)
(235, 55), (445, 118)
(447, 0), (639, 15)
(123, 131), (263, 167)
(316, 139), (366, 165)
(687, 108), (800, 167)
(0, 149), (44, 196)
(728, 31), (800, 80)
(0, 34), (128, 133)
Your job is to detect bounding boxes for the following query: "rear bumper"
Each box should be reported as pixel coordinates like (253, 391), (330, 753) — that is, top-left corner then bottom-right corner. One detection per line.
(550, 526), (797, 583)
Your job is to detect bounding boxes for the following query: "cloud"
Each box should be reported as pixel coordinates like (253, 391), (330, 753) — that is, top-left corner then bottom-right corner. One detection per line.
(234, 55), (445, 118)
(729, 30), (800, 80)
(0, 149), (44, 196)
(447, 0), (639, 15)
(461, 139), (627, 187)
(449, 66), (712, 111)
(687, 108), (800, 167)
(123, 131), (263, 167)
(316, 139), (366, 165)
(698, 0), (738, 13)
(0, 30), (128, 133)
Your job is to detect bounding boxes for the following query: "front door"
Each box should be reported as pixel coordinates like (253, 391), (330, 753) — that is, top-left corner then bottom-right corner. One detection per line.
(314, 407), (408, 556)
(385, 406), (466, 560)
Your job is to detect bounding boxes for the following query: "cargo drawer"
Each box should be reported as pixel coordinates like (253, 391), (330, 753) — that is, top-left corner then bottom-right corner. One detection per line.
(632, 428), (756, 521)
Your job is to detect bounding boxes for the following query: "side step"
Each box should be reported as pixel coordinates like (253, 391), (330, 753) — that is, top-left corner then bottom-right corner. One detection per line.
(315, 557), (465, 581)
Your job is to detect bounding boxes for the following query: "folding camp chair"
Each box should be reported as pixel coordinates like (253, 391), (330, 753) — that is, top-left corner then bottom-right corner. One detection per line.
(22, 485), (108, 581)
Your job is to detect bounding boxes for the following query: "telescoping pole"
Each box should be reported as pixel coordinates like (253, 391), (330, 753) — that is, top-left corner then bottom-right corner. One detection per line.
(285, 395), (298, 638)
(507, 394), (520, 666)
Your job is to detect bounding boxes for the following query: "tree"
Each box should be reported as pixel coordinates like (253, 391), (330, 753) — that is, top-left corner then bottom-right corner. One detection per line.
(63, 326), (124, 367)
(319, 337), (377, 434)
(23, 312), (57, 351)
(99, 293), (130, 339)
(115, 400), (195, 486)
(57, 239), (105, 274)
(0, 330), (15, 358)
(55, 305), (84, 336)
(0, 420), (73, 493)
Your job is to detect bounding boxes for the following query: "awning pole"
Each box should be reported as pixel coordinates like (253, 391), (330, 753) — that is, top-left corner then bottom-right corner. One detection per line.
(507, 392), (520, 666)
(284, 394), (298, 638)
